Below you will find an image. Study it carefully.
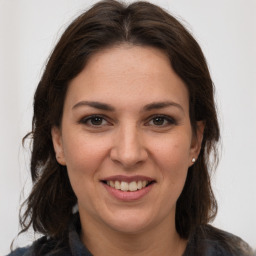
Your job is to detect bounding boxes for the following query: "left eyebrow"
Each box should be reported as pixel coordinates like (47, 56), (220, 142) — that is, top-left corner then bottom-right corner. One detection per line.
(142, 101), (184, 113)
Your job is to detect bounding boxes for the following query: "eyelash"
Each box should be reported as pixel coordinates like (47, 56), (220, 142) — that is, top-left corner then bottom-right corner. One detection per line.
(79, 115), (110, 127)
(79, 114), (177, 128)
(145, 115), (177, 127)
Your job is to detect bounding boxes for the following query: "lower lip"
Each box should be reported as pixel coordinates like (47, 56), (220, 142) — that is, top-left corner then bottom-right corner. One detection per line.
(102, 182), (154, 201)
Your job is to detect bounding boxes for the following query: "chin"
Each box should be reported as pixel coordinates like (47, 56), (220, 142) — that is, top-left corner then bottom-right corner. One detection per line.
(108, 220), (152, 235)
(101, 209), (158, 234)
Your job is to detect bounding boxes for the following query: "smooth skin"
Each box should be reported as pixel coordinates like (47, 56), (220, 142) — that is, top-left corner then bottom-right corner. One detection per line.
(52, 44), (204, 256)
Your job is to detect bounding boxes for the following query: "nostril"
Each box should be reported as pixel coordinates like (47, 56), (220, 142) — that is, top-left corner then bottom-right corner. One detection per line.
(110, 151), (148, 168)
(109, 135), (148, 167)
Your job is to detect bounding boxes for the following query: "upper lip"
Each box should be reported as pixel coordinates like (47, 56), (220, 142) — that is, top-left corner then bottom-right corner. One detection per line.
(101, 175), (155, 183)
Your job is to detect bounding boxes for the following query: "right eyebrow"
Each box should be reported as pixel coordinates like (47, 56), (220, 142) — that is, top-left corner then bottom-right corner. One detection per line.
(72, 101), (115, 111)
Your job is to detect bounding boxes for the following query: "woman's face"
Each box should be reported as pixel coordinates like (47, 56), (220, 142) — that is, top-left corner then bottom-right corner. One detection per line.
(52, 45), (203, 235)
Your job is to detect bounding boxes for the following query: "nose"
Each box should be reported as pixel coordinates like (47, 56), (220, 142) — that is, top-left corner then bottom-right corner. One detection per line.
(110, 124), (148, 169)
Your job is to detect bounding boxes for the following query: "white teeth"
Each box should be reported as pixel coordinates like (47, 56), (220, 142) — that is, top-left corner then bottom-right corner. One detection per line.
(129, 181), (138, 191)
(106, 180), (150, 191)
(137, 180), (142, 189)
(120, 181), (129, 191)
(114, 180), (121, 190)
(109, 180), (115, 188)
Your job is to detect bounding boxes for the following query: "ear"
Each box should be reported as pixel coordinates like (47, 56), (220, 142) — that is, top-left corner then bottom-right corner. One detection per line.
(51, 126), (66, 166)
(189, 121), (205, 166)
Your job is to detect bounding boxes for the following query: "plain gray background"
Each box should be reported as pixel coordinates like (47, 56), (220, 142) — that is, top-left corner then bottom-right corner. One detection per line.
(1, 0), (255, 254)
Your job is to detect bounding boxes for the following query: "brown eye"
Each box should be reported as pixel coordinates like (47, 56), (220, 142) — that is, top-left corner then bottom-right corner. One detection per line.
(147, 115), (177, 127)
(90, 116), (104, 125)
(152, 117), (166, 126)
(80, 115), (109, 127)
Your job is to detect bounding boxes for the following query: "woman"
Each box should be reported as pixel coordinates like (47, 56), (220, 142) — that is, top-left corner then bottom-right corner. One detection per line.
(8, 0), (253, 255)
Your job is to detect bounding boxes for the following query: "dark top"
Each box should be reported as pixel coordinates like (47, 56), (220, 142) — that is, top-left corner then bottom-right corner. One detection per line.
(7, 214), (253, 256)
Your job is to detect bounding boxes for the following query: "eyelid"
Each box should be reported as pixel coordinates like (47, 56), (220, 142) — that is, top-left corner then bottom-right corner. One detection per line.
(78, 114), (177, 128)
(79, 114), (112, 127)
(145, 114), (177, 126)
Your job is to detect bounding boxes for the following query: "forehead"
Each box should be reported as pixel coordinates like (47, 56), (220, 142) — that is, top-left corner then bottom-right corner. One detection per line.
(83, 44), (173, 85)
(65, 44), (189, 112)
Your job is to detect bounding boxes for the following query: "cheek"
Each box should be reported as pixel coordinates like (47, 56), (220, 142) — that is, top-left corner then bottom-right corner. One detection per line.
(153, 134), (191, 167)
(62, 134), (111, 209)
(151, 134), (191, 187)
(62, 134), (110, 186)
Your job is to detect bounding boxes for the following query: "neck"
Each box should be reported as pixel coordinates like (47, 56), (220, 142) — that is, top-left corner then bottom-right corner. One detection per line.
(80, 212), (187, 256)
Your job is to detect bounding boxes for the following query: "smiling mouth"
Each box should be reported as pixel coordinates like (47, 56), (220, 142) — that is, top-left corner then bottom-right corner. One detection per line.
(102, 180), (155, 192)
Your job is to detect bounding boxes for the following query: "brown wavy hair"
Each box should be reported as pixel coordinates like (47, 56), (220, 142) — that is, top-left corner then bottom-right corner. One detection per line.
(20, 0), (220, 246)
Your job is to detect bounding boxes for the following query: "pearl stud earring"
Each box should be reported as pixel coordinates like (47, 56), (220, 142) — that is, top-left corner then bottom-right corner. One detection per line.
(192, 158), (196, 163)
